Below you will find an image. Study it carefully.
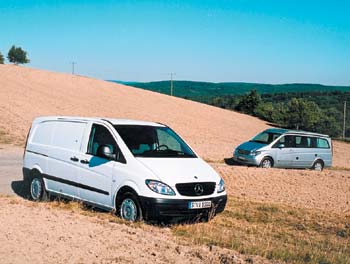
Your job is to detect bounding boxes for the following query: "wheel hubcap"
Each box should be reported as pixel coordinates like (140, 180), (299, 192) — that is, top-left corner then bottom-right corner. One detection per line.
(314, 162), (322, 171)
(120, 198), (137, 221)
(262, 159), (272, 168)
(30, 178), (42, 200)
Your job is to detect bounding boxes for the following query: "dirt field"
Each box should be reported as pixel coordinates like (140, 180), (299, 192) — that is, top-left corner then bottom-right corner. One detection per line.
(0, 196), (278, 264)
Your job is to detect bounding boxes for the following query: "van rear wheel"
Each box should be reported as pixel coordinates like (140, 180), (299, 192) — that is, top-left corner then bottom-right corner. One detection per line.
(30, 175), (48, 201)
(118, 192), (143, 222)
(260, 157), (273, 169)
(312, 160), (324, 171)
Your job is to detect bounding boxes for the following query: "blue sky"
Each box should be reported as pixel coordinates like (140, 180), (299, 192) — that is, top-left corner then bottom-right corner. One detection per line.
(0, 0), (349, 85)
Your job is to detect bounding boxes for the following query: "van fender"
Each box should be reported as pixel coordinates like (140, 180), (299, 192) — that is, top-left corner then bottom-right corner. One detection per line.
(113, 180), (141, 209)
(31, 164), (44, 174)
(26, 164), (49, 191)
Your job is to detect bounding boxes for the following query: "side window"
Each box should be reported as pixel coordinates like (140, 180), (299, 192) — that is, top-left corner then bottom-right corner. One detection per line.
(87, 124), (126, 163)
(316, 138), (330, 149)
(295, 136), (312, 148)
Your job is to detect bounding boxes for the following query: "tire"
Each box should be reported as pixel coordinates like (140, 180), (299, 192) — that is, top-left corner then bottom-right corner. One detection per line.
(118, 192), (143, 222)
(312, 160), (324, 171)
(260, 157), (273, 169)
(29, 174), (48, 201)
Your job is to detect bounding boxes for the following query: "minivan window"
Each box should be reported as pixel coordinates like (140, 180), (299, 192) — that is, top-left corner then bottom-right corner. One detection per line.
(317, 138), (330, 149)
(250, 131), (281, 144)
(114, 125), (197, 158)
(273, 135), (295, 148)
(87, 124), (125, 163)
(295, 136), (312, 148)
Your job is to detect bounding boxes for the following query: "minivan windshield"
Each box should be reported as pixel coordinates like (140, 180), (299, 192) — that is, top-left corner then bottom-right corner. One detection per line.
(114, 125), (197, 158)
(250, 131), (281, 144)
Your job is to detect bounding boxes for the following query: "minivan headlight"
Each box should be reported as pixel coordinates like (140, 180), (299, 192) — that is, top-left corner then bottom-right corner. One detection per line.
(217, 178), (225, 193)
(145, 180), (176, 196)
(251, 150), (261, 156)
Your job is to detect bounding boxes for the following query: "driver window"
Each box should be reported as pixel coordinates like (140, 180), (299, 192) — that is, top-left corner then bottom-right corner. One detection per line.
(87, 124), (125, 163)
(273, 135), (295, 148)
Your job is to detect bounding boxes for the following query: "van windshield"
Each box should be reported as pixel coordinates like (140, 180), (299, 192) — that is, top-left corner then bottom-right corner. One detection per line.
(114, 125), (197, 158)
(250, 131), (281, 144)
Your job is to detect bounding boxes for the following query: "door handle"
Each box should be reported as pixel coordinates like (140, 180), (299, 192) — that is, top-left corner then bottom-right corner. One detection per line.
(80, 159), (90, 164)
(70, 156), (79, 162)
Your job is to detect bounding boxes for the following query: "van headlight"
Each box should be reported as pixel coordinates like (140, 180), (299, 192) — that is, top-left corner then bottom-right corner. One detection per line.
(251, 150), (261, 156)
(145, 180), (176, 196)
(217, 178), (225, 193)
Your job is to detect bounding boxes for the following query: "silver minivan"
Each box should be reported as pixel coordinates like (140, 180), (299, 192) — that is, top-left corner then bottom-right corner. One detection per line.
(233, 128), (332, 171)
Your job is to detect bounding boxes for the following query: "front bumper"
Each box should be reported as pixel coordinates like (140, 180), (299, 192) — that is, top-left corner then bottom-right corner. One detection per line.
(139, 195), (227, 221)
(233, 152), (261, 166)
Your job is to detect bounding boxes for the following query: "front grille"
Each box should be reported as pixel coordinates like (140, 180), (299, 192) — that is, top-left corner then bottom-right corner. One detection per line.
(238, 149), (250, 155)
(176, 182), (216, 196)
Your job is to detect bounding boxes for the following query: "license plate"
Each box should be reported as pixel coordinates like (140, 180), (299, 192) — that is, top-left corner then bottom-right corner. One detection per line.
(188, 201), (212, 209)
(238, 156), (246, 161)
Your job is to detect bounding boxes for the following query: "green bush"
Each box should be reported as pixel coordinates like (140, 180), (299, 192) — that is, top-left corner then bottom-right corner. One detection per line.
(7, 45), (30, 65)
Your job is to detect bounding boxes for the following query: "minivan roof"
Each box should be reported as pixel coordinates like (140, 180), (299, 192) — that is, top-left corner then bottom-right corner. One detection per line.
(33, 116), (166, 127)
(264, 128), (329, 138)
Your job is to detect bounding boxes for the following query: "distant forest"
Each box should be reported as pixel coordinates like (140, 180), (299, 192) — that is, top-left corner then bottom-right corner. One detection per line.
(111, 80), (350, 138)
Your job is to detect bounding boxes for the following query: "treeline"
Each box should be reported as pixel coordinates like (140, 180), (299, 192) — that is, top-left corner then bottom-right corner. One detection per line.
(209, 90), (350, 138)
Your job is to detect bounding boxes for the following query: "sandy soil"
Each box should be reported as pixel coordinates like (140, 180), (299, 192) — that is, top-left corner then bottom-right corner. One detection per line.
(214, 164), (350, 215)
(2, 64), (348, 168)
(0, 197), (275, 264)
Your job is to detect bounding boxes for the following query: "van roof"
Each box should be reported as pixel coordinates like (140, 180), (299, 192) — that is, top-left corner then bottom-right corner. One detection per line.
(33, 116), (166, 127)
(264, 128), (329, 138)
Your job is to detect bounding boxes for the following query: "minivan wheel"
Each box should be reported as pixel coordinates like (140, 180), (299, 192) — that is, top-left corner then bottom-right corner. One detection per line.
(30, 176), (48, 201)
(313, 160), (324, 171)
(119, 192), (143, 222)
(260, 157), (273, 169)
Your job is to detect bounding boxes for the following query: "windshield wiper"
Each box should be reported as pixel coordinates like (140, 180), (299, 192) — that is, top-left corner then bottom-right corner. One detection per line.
(138, 149), (195, 157)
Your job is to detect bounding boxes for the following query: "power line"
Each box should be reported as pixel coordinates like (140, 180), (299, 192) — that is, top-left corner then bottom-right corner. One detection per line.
(71, 62), (76, 75)
(343, 101), (346, 138)
(169, 72), (176, 96)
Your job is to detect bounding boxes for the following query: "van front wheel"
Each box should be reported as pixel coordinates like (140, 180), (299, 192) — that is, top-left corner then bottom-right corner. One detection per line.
(119, 192), (143, 222)
(260, 157), (273, 169)
(30, 176), (48, 201)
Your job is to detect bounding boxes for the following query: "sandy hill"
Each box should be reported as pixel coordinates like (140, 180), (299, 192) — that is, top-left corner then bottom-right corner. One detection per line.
(0, 64), (348, 166)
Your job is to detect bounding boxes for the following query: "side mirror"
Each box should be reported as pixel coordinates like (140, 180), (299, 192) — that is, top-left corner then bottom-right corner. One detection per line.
(97, 145), (116, 160)
(278, 144), (285, 149)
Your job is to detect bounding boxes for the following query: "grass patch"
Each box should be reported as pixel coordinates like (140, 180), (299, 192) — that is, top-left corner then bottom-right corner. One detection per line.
(0, 129), (13, 144)
(172, 198), (350, 264)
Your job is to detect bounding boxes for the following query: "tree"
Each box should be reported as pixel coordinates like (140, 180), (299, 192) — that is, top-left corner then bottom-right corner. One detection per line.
(285, 98), (321, 131)
(7, 45), (30, 65)
(0, 52), (4, 64)
(235, 89), (261, 114)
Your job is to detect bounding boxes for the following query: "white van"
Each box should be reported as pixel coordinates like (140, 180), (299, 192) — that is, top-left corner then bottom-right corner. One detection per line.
(23, 116), (227, 222)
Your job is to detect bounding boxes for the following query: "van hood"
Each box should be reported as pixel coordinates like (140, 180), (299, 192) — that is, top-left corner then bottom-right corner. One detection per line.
(236, 141), (267, 152)
(136, 158), (220, 187)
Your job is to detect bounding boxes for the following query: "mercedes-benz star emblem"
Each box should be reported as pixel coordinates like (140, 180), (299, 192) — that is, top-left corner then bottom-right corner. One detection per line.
(194, 184), (204, 195)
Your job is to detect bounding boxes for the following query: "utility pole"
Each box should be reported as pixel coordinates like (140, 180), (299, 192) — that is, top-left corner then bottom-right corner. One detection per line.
(169, 73), (176, 96)
(71, 62), (76, 75)
(343, 101), (347, 139)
